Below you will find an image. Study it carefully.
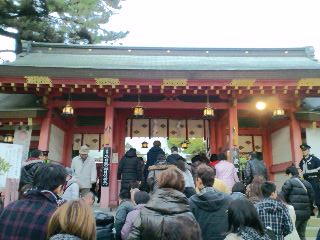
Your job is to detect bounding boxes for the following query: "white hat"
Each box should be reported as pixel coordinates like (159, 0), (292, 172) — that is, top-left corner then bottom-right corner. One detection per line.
(79, 145), (89, 154)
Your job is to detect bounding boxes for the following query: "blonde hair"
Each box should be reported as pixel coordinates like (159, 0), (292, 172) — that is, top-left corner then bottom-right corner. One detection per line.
(47, 200), (96, 240)
(158, 166), (185, 191)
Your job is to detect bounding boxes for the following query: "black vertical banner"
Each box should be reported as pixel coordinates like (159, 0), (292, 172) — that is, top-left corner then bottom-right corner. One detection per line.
(102, 147), (111, 187)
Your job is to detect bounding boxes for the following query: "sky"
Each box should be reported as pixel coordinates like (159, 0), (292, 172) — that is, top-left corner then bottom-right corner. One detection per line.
(107, 0), (320, 58)
(1, 0), (320, 60)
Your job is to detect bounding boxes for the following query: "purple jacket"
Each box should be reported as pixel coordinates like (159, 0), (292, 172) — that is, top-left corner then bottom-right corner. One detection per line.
(121, 204), (145, 240)
(215, 160), (239, 192)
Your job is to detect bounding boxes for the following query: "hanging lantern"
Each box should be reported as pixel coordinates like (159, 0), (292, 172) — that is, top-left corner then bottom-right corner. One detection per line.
(4, 134), (14, 143)
(203, 94), (214, 119)
(203, 105), (214, 119)
(273, 108), (285, 118)
(181, 140), (189, 149)
(62, 100), (74, 116)
(141, 141), (148, 148)
(133, 94), (144, 118)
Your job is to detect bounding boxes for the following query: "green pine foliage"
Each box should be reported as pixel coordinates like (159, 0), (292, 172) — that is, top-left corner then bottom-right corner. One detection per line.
(167, 138), (206, 155)
(0, 0), (128, 48)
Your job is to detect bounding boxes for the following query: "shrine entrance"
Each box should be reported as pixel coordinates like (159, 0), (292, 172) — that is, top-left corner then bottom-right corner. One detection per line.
(125, 118), (210, 162)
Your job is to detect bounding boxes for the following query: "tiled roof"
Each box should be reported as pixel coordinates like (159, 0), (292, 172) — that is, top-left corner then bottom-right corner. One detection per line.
(3, 42), (320, 71)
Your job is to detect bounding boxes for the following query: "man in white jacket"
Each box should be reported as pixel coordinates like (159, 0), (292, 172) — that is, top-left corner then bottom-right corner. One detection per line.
(71, 145), (97, 197)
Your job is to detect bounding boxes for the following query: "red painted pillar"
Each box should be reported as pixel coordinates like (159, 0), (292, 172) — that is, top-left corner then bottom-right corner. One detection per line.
(289, 109), (302, 167)
(38, 105), (53, 151)
(228, 104), (239, 149)
(209, 120), (217, 154)
(262, 129), (274, 180)
(109, 111), (127, 206)
(100, 97), (115, 208)
(216, 112), (227, 152)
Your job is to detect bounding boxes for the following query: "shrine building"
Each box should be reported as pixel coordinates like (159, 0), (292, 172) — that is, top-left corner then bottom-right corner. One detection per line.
(0, 42), (320, 207)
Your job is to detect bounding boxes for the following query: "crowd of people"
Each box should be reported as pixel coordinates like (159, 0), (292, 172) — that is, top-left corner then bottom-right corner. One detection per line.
(0, 141), (319, 240)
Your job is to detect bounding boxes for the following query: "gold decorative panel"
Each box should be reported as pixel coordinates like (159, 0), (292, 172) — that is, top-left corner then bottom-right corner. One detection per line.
(131, 119), (149, 137)
(238, 135), (262, 153)
(151, 119), (167, 138)
(73, 134), (82, 151)
(298, 78), (320, 86)
(230, 79), (256, 87)
(169, 120), (186, 139)
(187, 120), (205, 138)
(253, 136), (262, 152)
(162, 79), (187, 87)
(83, 134), (100, 150)
(25, 76), (52, 85)
(95, 78), (120, 87)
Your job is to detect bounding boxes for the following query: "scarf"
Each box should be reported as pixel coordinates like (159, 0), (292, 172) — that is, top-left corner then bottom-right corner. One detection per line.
(199, 186), (216, 195)
(239, 227), (271, 240)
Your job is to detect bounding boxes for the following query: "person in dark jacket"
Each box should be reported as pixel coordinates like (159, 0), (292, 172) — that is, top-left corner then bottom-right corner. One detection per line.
(18, 149), (44, 199)
(0, 164), (67, 240)
(94, 210), (114, 240)
(244, 151), (269, 185)
(144, 140), (165, 181)
(279, 166), (314, 240)
(189, 164), (232, 240)
(121, 191), (150, 240)
(127, 166), (202, 240)
(117, 148), (143, 192)
(147, 154), (173, 193)
(230, 182), (247, 200)
(299, 143), (320, 214)
(114, 189), (134, 240)
(166, 145), (181, 164)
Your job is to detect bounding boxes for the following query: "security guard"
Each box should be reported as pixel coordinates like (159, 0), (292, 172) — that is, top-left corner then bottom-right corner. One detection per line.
(299, 143), (320, 215)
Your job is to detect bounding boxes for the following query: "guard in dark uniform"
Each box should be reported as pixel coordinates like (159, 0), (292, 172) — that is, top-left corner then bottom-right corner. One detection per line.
(299, 143), (320, 215)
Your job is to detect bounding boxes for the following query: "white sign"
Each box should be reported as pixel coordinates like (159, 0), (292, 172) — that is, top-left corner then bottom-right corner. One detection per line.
(306, 128), (320, 158)
(13, 125), (32, 162)
(112, 153), (119, 163)
(0, 143), (24, 188)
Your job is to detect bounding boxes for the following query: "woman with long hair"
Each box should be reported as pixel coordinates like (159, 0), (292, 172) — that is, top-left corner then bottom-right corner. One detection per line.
(47, 200), (96, 240)
(225, 198), (271, 240)
(173, 157), (196, 198)
(246, 175), (266, 204)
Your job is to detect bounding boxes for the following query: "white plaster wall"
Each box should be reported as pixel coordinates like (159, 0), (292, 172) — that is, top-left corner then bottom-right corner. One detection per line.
(306, 128), (320, 158)
(48, 124), (65, 163)
(274, 172), (287, 192)
(271, 126), (292, 164)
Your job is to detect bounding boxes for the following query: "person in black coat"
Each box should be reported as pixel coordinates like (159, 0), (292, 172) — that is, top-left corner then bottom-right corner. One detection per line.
(94, 210), (114, 240)
(166, 146), (181, 164)
(280, 166), (315, 240)
(244, 151), (269, 185)
(189, 164), (232, 240)
(117, 148), (142, 192)
(18, 149), (44, 199)
(144, 140), (165, 182)
(299, 143), (320, 215)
